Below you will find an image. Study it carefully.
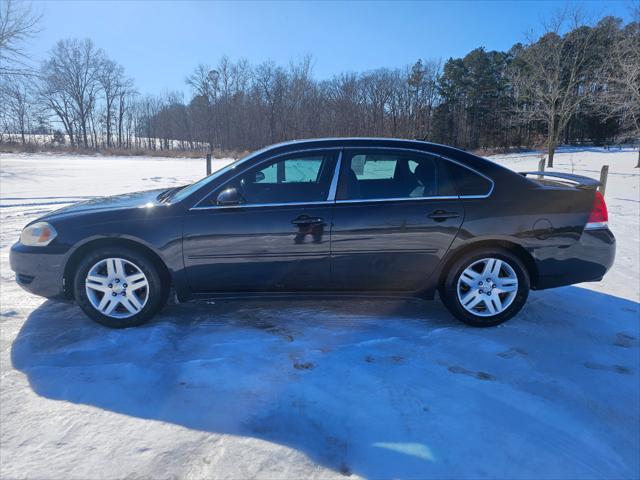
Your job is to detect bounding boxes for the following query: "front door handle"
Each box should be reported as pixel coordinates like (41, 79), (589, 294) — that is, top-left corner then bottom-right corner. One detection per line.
(292, 215), (325, 226)
(427, 210), (460, 222)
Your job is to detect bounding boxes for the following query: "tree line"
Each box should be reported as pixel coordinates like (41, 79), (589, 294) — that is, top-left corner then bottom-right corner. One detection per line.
(1, 1), (638, 166)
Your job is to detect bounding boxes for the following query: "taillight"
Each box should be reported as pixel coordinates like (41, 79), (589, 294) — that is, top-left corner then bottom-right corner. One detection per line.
(585, 190), (608, 230)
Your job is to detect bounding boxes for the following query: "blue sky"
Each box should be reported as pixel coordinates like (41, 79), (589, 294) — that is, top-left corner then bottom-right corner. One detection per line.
(28, 0), (633, 96)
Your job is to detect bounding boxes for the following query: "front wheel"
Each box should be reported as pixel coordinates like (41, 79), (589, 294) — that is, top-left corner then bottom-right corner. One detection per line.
(73, 247), (167, 328)
(440, 248), (530, 327)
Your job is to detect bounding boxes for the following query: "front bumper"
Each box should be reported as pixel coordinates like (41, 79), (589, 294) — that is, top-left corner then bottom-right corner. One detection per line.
(10, 242), (66, 298)
(533, 228), (616, 290)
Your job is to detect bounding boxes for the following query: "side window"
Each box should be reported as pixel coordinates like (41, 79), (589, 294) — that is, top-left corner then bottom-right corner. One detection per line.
(446, 162), (493, 197)
(352, 155), (397, 180)
(436, 159), (458, 197)
(255, 157), (323, 184)
(213, 153), (335, 205)
(338, 151), (456, 200)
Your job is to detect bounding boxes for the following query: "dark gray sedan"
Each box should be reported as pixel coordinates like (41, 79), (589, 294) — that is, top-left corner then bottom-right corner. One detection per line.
(10, 138), (615, 328)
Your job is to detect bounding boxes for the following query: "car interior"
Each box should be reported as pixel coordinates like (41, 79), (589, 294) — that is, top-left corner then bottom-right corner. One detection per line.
(338, 154), (456, 200)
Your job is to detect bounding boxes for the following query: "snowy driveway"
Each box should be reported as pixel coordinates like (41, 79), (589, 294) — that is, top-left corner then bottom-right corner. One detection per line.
(1, 151), (639, 479)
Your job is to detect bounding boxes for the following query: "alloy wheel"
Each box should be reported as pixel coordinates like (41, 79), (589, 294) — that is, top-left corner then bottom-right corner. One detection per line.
(456, 257), (518, 317)
(84, 257), (150, 319)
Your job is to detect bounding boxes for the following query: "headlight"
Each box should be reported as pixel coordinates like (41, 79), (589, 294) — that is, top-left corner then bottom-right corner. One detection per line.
(20, 222), (57, 246)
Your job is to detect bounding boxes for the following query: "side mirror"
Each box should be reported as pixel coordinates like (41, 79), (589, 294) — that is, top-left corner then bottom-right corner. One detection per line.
(254, 171), (266, 182)
(216, 187), (243, 206)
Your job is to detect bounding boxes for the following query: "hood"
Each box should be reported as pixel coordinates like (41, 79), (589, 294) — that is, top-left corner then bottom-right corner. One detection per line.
(42, 188), (169, 219)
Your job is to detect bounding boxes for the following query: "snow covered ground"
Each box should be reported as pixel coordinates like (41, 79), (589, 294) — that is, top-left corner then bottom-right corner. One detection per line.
(0, 149), (638, 479)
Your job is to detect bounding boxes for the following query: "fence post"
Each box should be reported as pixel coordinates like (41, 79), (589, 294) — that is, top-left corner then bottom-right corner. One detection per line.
(206, 153), (212, 175)
(537, 156), (546, 179)
(599, 165), (609, 197)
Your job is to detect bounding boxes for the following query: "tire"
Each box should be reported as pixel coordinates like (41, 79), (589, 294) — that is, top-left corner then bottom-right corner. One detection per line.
(73, 246), (168, 328)
(440, 247), (530, 327)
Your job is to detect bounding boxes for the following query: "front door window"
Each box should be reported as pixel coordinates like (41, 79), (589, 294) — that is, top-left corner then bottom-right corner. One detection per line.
(207, 152), (337, 206)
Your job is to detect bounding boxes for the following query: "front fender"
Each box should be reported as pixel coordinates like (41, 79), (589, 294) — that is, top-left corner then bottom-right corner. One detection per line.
(55, 206), (189, 300)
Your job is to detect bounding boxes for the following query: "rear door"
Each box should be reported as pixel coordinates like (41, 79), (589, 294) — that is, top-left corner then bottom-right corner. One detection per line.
(183, 150), (339, 292)
(330, 148), (464, 291)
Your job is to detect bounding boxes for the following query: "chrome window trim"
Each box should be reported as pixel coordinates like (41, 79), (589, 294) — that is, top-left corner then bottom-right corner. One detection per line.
(190, 147), (343, 210)
(335, 196), (460, 205)
(190, 200), (334, 211)
(189, 145), (494, 211)
(459, 193), (493, 199)
(190, 196), (462, 211)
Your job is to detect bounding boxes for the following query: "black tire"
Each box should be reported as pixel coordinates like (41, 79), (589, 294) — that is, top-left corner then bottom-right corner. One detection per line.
(440, 247), (530, 327)
(73, 246), (168, 328)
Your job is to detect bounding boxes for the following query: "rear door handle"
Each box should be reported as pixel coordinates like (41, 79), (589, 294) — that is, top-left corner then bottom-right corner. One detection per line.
(427, 210), (460, 222)
(292, 215), (325, 226)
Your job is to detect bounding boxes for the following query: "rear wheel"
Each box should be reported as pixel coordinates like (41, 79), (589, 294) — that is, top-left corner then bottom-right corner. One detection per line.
(440, 248), (530, 327)
(73, 246), (167, 328)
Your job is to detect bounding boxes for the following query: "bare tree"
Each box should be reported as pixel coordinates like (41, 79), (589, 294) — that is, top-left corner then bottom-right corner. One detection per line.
(116, 77), (135, 148)
(512, 10), (600, 166)
(408, 59), (441, 140)
(97, 58), (126, 148)
(186, 63), (218, 101)
(597, 7), (640, 166)
(0, 0), (40, 77)
(38, 69), (77, 145)
(327, 73), (364, 136)
(253, 60), (285, 144)
(0, 76), (34, 143)
(361, 69), (394, 135)
(186, 63), (220, 151)
(40, 39), (105, 148)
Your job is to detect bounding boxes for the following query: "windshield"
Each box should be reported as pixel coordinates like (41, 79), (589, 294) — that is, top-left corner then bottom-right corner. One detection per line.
(164, 155), (248, 203)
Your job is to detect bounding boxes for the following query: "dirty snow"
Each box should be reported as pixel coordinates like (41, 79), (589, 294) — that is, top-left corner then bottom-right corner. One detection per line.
(0, 149), (638, 479)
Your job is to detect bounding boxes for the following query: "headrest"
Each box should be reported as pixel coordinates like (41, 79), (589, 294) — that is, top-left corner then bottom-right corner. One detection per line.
(414, 161), (436, 184)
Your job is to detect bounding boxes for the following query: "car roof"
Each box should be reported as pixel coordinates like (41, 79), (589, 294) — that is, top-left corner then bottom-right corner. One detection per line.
(263, 137), (461, 154)
(259, 137), (495, 171)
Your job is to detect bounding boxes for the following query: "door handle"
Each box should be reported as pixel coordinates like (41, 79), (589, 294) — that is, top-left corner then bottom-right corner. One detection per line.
(292, 215), (325, 226)
(427, 210), (460, 222)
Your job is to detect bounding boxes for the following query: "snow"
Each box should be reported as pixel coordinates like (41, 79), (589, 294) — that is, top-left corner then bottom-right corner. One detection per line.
(1, 148), (639, 479)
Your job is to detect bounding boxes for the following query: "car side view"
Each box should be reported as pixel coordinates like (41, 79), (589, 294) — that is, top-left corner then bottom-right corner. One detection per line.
(10, 138), (616, 328)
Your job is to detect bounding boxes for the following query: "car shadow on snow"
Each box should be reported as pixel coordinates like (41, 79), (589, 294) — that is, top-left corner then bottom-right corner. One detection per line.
(11, 288), (640, 479)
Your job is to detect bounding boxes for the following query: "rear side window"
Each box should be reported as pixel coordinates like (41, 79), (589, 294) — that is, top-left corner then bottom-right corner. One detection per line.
(446, 162), (493, 197)
(351, 155), (397, 180)
(337, 151), (458, 200)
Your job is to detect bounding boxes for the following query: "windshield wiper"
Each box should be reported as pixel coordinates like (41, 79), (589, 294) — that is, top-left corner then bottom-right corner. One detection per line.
(157, 186), (185, 203)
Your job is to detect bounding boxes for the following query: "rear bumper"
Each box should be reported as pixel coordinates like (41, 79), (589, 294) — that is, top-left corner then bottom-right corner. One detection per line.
(533, 228), (616, 290)
(10, 242), (66, 298)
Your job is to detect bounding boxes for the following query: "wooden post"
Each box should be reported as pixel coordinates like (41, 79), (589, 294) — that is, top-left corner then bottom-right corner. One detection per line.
(206, 153), (212, 175)
(537, 156), (546, 179)
(599, 165), (609, 197)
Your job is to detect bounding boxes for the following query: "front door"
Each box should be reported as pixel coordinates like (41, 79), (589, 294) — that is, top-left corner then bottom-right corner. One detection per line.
(330, 148), (464, 291)
(183, 150), (339, 292)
